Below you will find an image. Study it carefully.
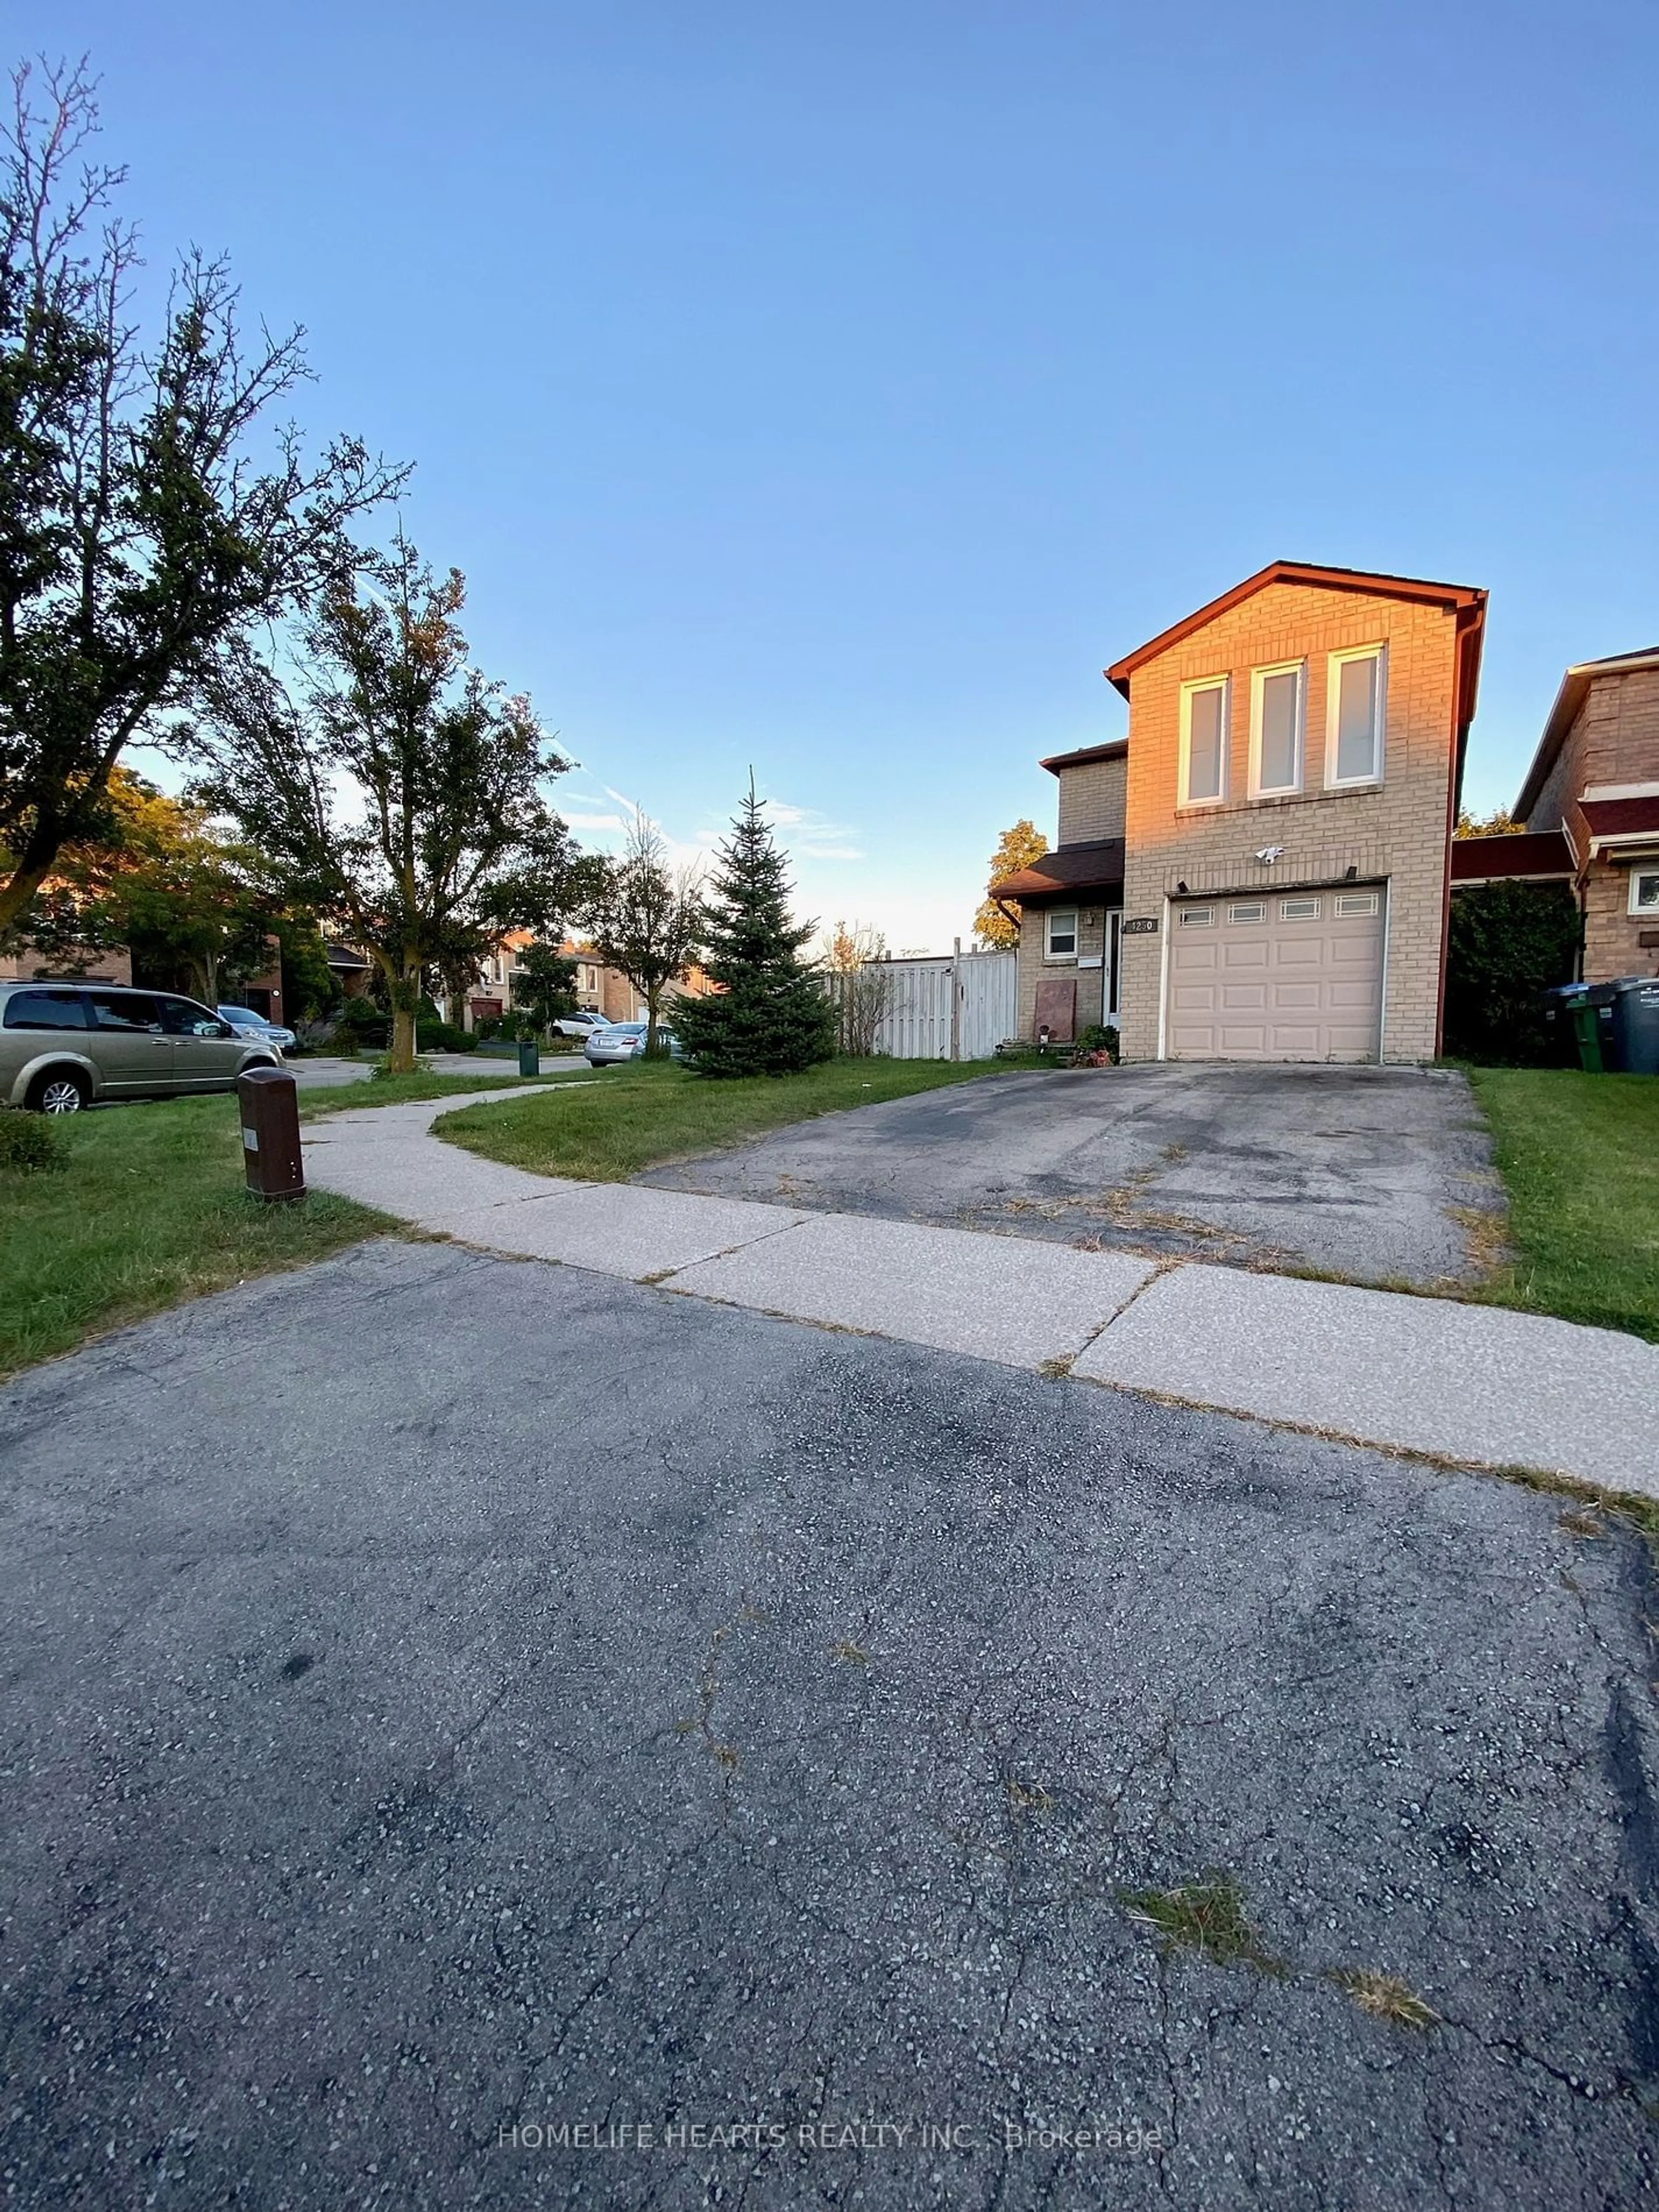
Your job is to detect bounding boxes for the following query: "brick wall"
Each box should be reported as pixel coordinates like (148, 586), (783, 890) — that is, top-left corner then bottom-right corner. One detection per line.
(1055, 755), (1128, 844)
(1115, 582), (1462, 1063)
(1524, 668), (1659, 982)
(1583, 862), (1659, 981)
(0, 944), (133, 986)
(1015, 902), (1111, 1041)
(1531, 669), (1659, 832)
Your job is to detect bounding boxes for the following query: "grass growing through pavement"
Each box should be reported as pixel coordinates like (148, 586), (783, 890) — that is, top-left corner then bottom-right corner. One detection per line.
(1117, 1874), (1287, 1977)
(0, 1093), (391, 1377)
(1465, 1068), (1659, 1342)
(437, 1056), (1013, 1182)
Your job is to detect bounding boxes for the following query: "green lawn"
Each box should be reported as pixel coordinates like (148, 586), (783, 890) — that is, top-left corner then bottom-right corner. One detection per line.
(0, 1067), (607, 1377)
(0, 1093), (391, 1378)
(297, 1067), (595, 1119)
(1467, 1068), (1659, 1341)
(438, 1056), (1012, 1182)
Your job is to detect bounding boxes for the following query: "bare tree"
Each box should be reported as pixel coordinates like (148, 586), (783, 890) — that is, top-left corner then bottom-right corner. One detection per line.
(580, 811), (703, 1056)
(822, 918), (893, 1057)
(0, 57), (405, 936)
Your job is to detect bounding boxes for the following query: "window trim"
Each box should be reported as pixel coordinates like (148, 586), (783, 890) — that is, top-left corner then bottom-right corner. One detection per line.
(1630, 866), (1659, 916)
(1179, 676), (1230, 808)
(1325, 644), (1388, 789)
(1248, 659), (1306, 799)
(1044, 908), (1079, 960)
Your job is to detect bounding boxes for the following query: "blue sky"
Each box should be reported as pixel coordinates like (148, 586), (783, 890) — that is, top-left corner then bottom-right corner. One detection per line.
(25, 0), (1659, 949)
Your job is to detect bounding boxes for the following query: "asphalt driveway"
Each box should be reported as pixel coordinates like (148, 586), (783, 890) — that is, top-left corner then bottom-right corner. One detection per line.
(641, 1062), (1503, 1285)
(1, 1238), (1654, 2210)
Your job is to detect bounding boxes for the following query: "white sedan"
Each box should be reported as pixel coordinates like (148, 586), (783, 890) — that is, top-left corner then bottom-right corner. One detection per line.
(583, 1020), (681, 1066)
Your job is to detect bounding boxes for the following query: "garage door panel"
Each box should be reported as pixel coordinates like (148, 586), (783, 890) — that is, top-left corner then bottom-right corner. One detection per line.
(1168, 890), (1384, 1062)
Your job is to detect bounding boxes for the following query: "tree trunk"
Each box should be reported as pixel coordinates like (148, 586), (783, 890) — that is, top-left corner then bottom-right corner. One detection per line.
(387, 960), (422, 1074)
(0, 849), (58, 939)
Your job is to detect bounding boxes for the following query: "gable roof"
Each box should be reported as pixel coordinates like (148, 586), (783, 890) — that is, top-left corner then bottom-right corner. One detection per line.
(1103, 560), (1488, 807)
(1514, 647), (1659, 823)
(1104, 561), (1487, 698)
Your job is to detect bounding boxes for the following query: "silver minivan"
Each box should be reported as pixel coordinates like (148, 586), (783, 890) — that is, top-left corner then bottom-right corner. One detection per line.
(0, 981), (283, 1112)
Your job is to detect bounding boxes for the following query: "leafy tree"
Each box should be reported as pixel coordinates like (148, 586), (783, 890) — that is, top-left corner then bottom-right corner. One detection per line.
(0, 59), (404, 938)
(115, 820), (271, 1004)
(6, 765), (269, 1002)
(1455, 807), (1524, 838)
(271, 911), (338, 1023)
(510, 939), (579, 1035)
(1444, 880), (1581, 1065)
(191, 536), (588, 1072)
(974, 820), (1049, 948)
(674, 779), (836, 1078)
(579, 811), (702, 1056)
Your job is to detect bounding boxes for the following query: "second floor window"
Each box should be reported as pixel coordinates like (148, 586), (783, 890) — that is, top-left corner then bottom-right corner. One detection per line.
(1328, 646), (1386, 785)
(1250, 662), (1305, 796)
(1181, 678), (1229, 805)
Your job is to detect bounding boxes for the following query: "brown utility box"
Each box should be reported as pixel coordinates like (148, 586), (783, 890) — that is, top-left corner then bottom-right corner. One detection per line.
(237, 1065), (305, 1202)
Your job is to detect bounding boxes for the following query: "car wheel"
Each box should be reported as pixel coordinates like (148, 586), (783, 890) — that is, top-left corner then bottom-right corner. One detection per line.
(28, 1068), (90, 1114)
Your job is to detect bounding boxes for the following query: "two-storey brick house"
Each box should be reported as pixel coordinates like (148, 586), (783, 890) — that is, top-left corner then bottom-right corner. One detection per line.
(992, 561), (1488, 1063)
(1454, 647), (1659, 982)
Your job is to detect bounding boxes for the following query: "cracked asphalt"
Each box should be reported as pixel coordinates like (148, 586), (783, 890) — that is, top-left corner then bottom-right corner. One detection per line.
(2, 1236), (1655, 2210)
(638, 1062), (1502, 1286)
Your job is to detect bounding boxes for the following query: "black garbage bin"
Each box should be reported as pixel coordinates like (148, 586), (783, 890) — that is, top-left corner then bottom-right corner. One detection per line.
(517, 1037), (540, 1077)
(1538, 982), (1587, 1068)
(1581, 983), (1623, 1073)
(1602, 976), (1659, 1077)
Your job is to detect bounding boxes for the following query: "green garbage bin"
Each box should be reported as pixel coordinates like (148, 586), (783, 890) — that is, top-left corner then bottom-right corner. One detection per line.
(1569, 999), (1604, 1074)
(517, 1038), (540, 1077)
(1538, 982), (1587, 1067)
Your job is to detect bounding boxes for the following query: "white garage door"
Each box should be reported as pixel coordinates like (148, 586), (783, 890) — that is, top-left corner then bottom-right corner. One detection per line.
(1166, 888), (1385, 1062)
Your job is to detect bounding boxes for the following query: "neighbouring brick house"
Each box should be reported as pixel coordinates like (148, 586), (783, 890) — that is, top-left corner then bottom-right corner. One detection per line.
(1450, 647), (1659, 981)
(450, 935), (712, 1031)
(2, 937), (286, 1017)
(0, 944), (132, 987)
(992, 562), (1488, 1062)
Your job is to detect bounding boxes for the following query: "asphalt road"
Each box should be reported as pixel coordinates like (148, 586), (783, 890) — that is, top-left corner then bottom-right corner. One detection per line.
(1, 1238), (1654, 2210)
(640, 1062), (1502, 1286)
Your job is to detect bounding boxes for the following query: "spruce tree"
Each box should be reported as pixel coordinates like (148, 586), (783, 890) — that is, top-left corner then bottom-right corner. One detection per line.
(675, 779), (838, 1078)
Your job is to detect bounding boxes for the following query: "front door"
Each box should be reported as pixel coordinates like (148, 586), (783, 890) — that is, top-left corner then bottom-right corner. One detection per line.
(84, 989), (173, 1093)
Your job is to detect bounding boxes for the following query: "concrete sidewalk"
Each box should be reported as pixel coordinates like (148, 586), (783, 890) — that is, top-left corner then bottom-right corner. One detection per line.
(302, 1088), (1659, 1499)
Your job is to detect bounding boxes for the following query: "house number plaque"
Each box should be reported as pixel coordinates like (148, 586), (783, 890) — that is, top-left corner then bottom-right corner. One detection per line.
(1122, 917), (1159, 936)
